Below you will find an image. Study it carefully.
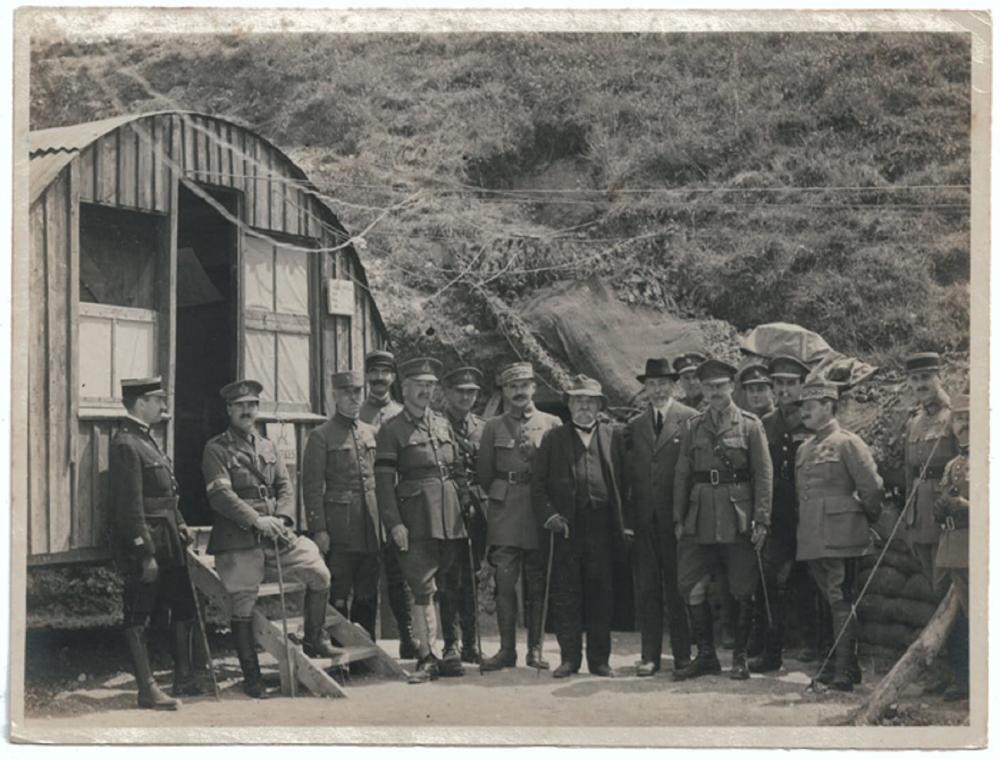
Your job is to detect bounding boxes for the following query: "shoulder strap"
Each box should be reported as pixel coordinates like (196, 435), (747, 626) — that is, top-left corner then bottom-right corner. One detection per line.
(224, 436), (272, 488)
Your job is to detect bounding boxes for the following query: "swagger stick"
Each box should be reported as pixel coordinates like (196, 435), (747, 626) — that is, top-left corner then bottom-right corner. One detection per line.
(272, 537), (297, 698)
(185, 547), (220, 700)
(537, 530), (556, 680)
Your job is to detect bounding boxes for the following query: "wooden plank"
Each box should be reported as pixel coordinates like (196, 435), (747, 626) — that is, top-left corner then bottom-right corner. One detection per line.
(222, 122), (234, 188)
(93, 422), (112, 547)
(136, 117), (152, 210)
(117, 123), (137, 209)
(96, 134), (117, 206)
(205, 117), (218, 185)
(28, 196), (50, 555)
(74, 421), (95, 549)
(78, 144), (95, 202)
(152, 116), (165, 212)
(252, 609), (348, 698)
(240, 129), (253, 224)
(67, 161), (81, 546)
(216, 120), (227, 186)
(181, 114), (195, 181)
(253, 139), (268, 229)
(263, 144), (275, 231)
(46, 177), (72, 553)
(350, 258), (364, 372)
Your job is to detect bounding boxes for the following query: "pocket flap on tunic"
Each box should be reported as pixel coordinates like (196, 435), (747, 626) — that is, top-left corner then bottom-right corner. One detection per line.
(823, 495), (862, 515)
(488, 479), (509, 501)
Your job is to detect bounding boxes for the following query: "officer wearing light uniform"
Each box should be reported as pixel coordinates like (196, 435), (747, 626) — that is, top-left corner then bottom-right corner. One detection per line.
(442, 366), (487, 664)
(202, 379), (338, 698)
(359, 349), (419, 660)
(111, 377), (199, 710)
(302, 370), (381, 642)
(375, 357), (470, 683)
(477, 362), (562, 671)
(795, 379), (883, 691)
(901, 352), (959, 583)
(672, 358), (773, 681)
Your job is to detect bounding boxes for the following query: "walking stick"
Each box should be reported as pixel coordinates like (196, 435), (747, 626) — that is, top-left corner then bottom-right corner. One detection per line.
(537, 529), (556, 680)
(272, 536), (297, 698)
(754, 544), (774, 629)
(467, 535), (485, 677)
(185, 546), (220, 700)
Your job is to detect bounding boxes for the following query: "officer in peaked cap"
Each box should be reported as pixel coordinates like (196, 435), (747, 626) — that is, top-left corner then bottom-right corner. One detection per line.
(357, 349), (418, 659)
(442, 366), (487, 664)
(900, 352), (959, 585)
(674, 352), (708, 410)
(374, 357), (470, 683)
(534, 375), (631, 678)
(478, 361), (562, 672)
(672, 358), (773, 682)
(202, 379), (338, 698)
(934, 392), (970, 701)
(625, 358), (696, 676)
(111, 376), (202, 710)
(738, 361), (775, 418)
(302, 370), (381, 642)
(794, 378), (883, 691)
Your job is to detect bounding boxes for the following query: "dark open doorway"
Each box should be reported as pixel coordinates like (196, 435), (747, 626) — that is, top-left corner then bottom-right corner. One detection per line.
(174, 184), (240, 526)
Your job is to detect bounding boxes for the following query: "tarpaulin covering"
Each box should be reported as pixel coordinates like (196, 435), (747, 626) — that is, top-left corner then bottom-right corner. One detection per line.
(519, 278), (712, 407)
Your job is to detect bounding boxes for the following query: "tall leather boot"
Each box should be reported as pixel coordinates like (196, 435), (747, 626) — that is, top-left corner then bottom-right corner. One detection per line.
(830, 602), (857, 692)
(459, 574), (481, 664)
(729, 598), (753, 680)
(525, 597), (550, 670)
(673, 603), (721, 681)
(749, 590), (785, 673)
(303, 589), (343, 658)
(387, 570), (419, 660)
(480, 591), (518, 671)
(125, 626), (179, 710)
(349, 598), (378, 643)
(407, 603), (440, 684)
(438, 590), (465, 677)
(944, 610), (969, 701)
(232, 618), (268, 699)
(171, 620), (204, 696)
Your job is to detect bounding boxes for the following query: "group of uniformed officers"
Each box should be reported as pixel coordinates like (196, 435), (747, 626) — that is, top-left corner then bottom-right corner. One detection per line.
(110, 347), (970, 707)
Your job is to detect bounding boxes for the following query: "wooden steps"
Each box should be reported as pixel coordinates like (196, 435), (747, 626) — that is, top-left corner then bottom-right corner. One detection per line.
(186, 528), (407, 697)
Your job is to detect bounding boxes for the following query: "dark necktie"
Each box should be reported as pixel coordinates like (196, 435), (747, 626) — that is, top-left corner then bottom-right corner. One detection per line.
(654, 411), (663, 436)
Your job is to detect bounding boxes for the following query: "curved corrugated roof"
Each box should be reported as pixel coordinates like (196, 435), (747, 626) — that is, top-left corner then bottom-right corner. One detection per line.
(28, 110), (387, 337)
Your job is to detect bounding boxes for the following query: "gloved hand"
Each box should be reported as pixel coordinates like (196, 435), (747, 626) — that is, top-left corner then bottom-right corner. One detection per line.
(390, 524), (409, 552)
(543, 514), (570, 539)
(140, 555), (159, 584)
(255, 515), (288, 542)
(313, 530), (331, 555)
(751, 522), (768, 552)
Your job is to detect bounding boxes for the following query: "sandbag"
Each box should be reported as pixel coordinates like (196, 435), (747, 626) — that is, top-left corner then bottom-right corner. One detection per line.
(901, 572), (940, 605)
(883, 597), (937, 629)
(861, 621), (921, 650)
(863, 565), (908, 598)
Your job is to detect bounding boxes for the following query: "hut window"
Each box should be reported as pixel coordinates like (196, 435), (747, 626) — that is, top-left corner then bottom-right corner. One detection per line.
(78, 305), (158, 404)
(79, 203), (161, 309)
(243, 236), (313, 412)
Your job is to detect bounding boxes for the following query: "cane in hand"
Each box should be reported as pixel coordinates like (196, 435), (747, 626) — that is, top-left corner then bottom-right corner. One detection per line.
(537, 529), (556, 680)
(754, 544), (774, 629)
(272, 536), (297, 698)
(461, 505), (485, 677)
(184, 546), (220, 700)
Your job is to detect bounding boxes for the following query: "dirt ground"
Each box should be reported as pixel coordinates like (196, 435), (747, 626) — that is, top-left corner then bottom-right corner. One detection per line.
(18, 628), (969, 740)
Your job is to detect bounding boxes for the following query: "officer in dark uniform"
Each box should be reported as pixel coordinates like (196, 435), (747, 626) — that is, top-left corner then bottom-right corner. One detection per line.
(111, 377), (198, 710)
(934, 393), (970, 701)
(672, 359), (773, 681)
(375, 357), (470, 683)
(795, 379), (883, 691)
(746, 355), (812, 673)
(442, 366), (487, 664)
(359, 349), (419, 660)
(302, 370), (381, 641)
(674, 352), (708, 411)
(202, 380), (338, 698)
(737, 360), (775, 418)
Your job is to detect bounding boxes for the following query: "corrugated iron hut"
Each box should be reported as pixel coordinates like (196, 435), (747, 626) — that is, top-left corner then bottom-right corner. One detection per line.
(25, 111), (389, 565)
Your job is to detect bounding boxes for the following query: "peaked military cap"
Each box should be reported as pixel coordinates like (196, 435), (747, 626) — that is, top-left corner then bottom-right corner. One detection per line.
(499, 362), (534, 385)
(365, 350), (397, 372)
(637, 357), (678, 383)
(905, 352), (942, 374)
(673, 352), (707, 375)
(797, 379), (839, 403)
(221, 379), (263, 403)
(952, 393), (970, 414)
(444, 366), (483, 390)
(399, 357), (442, 382)
(331, 370), (365, 389)
(738, 362), (772, 386)
(121, 376), (167, 400)
(564, 374), (606, 404)
(769, 354), (810, 380)
(696, 358), (738, 384)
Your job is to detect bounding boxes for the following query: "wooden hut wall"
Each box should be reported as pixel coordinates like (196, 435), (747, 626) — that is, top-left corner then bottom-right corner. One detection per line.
(31, 112), (389, 563)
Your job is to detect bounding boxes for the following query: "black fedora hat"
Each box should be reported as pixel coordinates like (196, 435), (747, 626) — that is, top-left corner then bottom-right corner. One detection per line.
(636, 357), (678, 383)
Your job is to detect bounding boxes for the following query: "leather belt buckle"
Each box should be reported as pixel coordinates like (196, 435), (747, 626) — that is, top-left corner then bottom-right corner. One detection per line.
(507, 472), (518, 483)
(709, 469), (721, 487)
(257, 484), (270, 500)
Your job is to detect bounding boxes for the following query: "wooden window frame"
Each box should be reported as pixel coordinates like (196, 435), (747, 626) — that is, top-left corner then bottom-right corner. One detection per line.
(77, 302), (159, 411)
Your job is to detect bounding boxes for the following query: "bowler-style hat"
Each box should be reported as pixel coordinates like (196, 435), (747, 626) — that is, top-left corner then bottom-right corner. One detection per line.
(444, 366), (483, 390)
(637, 357), (678, 383)
(399, 357), (442, 382)
(221, 379), (263, 404)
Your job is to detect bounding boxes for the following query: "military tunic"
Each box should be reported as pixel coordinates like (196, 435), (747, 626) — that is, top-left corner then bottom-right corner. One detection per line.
(761, 406), (812, 562)
(935, 450), (969, 571)
(110, 416), (195, 626)
(360, 395), (403, 431)
(477, 405), (562, 550)
(903, 397), (958, 579)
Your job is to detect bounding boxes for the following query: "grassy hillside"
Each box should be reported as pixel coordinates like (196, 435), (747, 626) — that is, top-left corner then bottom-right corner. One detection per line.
(31, 32), (971, 363)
